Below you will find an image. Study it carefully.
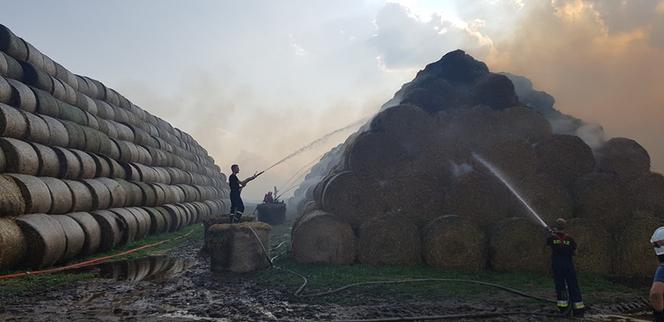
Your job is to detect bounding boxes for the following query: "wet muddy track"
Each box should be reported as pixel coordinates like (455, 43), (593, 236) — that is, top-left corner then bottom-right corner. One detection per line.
(0, 230), (650, 321)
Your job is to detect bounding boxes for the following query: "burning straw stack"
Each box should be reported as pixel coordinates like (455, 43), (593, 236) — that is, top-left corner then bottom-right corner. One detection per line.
(0, 25), (231, 271)
(290, 50), (663, 279)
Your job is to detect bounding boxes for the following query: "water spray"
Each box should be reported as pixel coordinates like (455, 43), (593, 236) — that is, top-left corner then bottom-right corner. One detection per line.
(472, 153), (552, 231)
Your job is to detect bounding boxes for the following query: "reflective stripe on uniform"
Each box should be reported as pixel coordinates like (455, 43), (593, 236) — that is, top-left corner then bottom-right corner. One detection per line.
(557, 300), (569, 307)
(573, 302), (585, 309)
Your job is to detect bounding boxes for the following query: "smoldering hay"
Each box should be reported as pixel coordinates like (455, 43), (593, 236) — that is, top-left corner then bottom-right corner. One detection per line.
(0, 24), (232, 271)
(290, 49), (663, 278)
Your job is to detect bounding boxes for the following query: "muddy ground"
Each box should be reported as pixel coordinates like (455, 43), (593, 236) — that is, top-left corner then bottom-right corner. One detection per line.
(0, 225), (653, 322)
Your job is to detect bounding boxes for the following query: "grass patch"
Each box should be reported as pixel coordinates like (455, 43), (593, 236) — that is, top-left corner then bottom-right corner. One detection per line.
(0, 224), (204, 296)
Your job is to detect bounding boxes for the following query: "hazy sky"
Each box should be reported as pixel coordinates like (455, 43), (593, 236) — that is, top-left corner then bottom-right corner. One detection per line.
(2, 0), (663, 200)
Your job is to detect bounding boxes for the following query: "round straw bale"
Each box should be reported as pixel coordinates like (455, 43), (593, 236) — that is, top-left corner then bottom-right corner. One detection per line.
(0, 103), (27, 138)
(31, 87), (60, 117)
(121, 161), (142, 181)
(596, 137), (651, 180)
(95, 100), (115, 120)
(0, 217), (26, 270)
(76, 92), (98, 115)
(438, 105), (500, 153)
(573, 173), (634, 231)
(135, 146), (152, 165)
(489, 217), (550, 273)
(62, 82), (77, 106)
(40, 177), (74, 214)
(7, 79), (36, 112)
(0, 76), (11, 104)
(154, 206), (174, 232)
(345, 131), (409, 180)
(96, 177), (127, 208)
(23, 110), (49, 144)
(1, 52), (25, 80)
(613, 211), (661, 279)
(0, 175), (25, 216)
(162, 204), (184, 231)
(151, 183), (166, 206)
(82, 179), (112, 210)
(444, 171), (515, 228)
(115, 123), (135, 142)
(357, 215), (421, 266)
(62, 121), (86, 149)
(0, 137), (39, 175)
(473, 135), (538, 182)
(292, 209), (356, 265)
(20, 62), (52, 93)
(90, 210), (122, 250)
(135, 182), (157, 206)
(6, 174), (52, 214)
(172, 185), (186, 203)
(370, 104), (436, 155)
(117, 179), (143, 206)
(65, 212), (101, 256)
(39, 114), (69, 147)
(29, 142), (60, 177)
(70, 149), (97, 179)
(52, 146), (82, 179)
(51, 215), (85, 262)
(81, 127), (103, 154)
(0, 25), (29, 60)
(24, 42), (45, 71)
(512, 173), (574, 224)
(564, 218), (611, 274)
(143, 207), (167, 235)
(84, 112), (99, 130)
(423, 215), (486, 271)
(89, 153), (111, 178)
(15, 213), (67, 268)
(534, 134), (595, 187)
(116, 140), (138, 163)
(208, 222), (271, 273)
(321, 171), (388, 228)
(108, 208), (139, 245)
(627, 173), (664, 217)
(174, 204), (191, 226)
(97, 118), (118, 139)
(381, 173), (446, 227)
(101, 155), (125, 178)
(63, 179), (93, 212)
(127, 207), (150, 240)
(50, 78), (66, 102)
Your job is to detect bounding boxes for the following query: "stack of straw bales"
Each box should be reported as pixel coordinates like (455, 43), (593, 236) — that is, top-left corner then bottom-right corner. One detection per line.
(0, 25), (231, 271)
(290, 50), (663, 279)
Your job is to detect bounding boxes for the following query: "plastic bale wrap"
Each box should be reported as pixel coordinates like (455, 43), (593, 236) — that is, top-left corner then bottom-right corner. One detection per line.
(423, 215), (486, 271)
(444, 171), (515, 228)
(321, 171), (388, 228)
(626, 172), (664, 217)
(52, 215), (85, 262)
(565, 218), (611, 275)
(613, 211), (662, 279)
(596, 137), (651, 180)
(292, 210), (356, 265)
(489, 217), (550, 273)
(357, 215), (421, 266)
(0, 175), (25, 216)
(208, 222), (271, 273)
(573, 173), (634, 231)
(15, 213), (67, 268)
(534, 134), (595, 187)
(496, 106), (552, 144)
(66, 212), (101, 256)
(381, 173), (446, 227)
(7, 174), (52, 214)
(0, 218), (27, 270)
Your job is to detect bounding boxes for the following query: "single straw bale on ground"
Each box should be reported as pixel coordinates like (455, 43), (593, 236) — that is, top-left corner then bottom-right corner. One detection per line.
(573, 173), (635, 231)
(534, 134), (595, 187)
(0, 217), (27, 270)
(0, 174), (25, 216)
(444, 171), (515, 228)
(596, 137), (651, 180)
(65, 212), (101, 256)
(357, 215), (421, 266)
(495, 106), (552, 144)
(15, 213), (67, 268)
(52, 215), (85, 262)
(565, 218), (611, 275)
(422, 215), (486, 271)
(208, 222), (271, 273)
(292, 210), (356, 265)
(613, 211), (662, 279)
(489, 217), (550, 273)
(626, 172), (664, 217)
(7, 174), (52, 214)
(321, 171), (388, 228)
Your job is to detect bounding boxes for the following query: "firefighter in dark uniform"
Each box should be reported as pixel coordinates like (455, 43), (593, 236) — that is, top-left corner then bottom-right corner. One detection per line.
(546, 218), (585, 317)
(228, 164), (261, 222)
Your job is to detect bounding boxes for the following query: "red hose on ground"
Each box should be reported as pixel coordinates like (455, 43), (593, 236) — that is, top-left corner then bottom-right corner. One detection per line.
(0, 230), (194, 281)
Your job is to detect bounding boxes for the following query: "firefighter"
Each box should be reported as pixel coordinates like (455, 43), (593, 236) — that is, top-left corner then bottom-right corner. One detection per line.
(228, 164), (261, 222)
(263, 191), (274, 203)
(650, 227), (664, 322)
(546, 218), (585, 317)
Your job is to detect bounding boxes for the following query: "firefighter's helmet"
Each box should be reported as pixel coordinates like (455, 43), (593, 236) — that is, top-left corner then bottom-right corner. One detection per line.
(651, 227), (664, 255)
